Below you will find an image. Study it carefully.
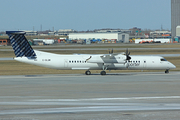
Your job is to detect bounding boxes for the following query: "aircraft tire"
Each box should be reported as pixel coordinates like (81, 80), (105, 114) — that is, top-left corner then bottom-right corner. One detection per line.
(85, 70), (91, 75)
(100, 71), (106, 75)
(165, 69), (169, 74)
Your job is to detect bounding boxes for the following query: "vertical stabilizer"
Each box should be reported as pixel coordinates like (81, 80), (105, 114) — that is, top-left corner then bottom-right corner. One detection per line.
(6, 31), (36, 57)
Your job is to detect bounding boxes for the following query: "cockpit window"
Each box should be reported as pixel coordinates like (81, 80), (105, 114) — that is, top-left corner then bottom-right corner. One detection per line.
(160, 58), (167, 61)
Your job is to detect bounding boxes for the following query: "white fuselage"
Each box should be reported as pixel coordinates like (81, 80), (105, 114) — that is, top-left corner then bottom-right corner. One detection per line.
(14, 50), (176, 71)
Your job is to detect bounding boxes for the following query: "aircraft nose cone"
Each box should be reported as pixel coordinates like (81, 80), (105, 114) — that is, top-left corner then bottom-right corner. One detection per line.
(172, 64), (176, 69)
(169, 63), (176, 69)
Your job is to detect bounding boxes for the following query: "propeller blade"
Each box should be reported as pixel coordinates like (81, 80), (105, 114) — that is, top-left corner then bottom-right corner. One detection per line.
(126, 49), (128, 55)
(125, 48), (131, 61)
(108, 48), (113, 54)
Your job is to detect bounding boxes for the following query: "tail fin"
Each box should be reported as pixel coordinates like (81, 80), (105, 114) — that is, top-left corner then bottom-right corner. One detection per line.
(6, 31), (36, 57)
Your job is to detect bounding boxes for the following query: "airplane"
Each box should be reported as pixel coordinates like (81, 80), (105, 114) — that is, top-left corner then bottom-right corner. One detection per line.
(6, 31), (176, 75)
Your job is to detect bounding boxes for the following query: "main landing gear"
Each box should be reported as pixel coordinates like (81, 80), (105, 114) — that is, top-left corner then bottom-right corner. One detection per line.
(101, 63), (108, 75)
(100, 71), (106, 75)
(85, 64), (108, 75)
(85, 70), (91, 75)
(85, 70), (106, 75)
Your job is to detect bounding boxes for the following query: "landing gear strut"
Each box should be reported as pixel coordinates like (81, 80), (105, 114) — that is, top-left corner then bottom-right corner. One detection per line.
(100, 63), (108, 75)
(165, 69), (169, 74)
(85, 70), (91, 75)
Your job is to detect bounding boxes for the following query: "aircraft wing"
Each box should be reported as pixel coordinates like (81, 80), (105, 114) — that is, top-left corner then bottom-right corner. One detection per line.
(86, 53), (125, 63)
(100, 52), (125, 59)
(100, 53), (118, 59)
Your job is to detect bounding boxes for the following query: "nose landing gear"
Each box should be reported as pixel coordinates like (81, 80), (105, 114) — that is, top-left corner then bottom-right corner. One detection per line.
(165, 69), (169, 74)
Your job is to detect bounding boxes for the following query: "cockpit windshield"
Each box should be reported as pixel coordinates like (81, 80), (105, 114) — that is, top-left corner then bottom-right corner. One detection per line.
(160, 58), (167, 61)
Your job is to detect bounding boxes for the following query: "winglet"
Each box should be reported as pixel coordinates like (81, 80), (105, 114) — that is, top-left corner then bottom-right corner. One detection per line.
(6, 31), (36, 57)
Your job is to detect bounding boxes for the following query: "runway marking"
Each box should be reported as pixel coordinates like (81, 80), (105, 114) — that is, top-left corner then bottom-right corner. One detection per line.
(1, 104), (180, 115)
(1, 96), (180, 115)
(31, 96), (180, 102)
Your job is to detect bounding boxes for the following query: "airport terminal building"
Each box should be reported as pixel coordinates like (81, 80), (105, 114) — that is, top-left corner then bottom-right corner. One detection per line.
(69, 33), (129, 43)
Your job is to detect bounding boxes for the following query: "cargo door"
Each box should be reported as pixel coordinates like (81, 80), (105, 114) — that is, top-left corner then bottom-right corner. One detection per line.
(64, 59), (68, 68)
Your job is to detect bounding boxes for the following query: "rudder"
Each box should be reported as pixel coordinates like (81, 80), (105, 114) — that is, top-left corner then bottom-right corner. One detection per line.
(6, 31), (36, 57)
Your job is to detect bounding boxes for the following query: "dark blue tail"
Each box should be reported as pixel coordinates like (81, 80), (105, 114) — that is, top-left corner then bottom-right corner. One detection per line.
(6, 31), (36, 57)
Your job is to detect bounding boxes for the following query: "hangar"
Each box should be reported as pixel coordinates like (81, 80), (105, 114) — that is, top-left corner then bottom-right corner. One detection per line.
(69, 33), (129, 43)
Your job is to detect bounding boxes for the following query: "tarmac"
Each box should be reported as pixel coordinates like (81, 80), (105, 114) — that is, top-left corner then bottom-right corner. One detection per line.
(0, 72), (180, 120)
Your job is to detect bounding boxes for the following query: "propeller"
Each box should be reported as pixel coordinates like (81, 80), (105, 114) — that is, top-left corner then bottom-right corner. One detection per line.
(108, 49), (113, 54)
(125, 48), (131, 62)
(125, 49), (131, 69)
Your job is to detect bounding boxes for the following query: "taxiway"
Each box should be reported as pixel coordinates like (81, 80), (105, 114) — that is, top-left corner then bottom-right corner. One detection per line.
(0, 72), (180, 120)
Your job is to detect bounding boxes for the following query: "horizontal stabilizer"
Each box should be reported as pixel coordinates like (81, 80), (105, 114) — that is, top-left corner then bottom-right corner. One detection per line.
(6, 31), (36, 57)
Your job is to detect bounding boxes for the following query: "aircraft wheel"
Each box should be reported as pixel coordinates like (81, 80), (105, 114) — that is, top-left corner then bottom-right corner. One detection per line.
(165, 69), (169, 74)
(85, 70), (91, 75)
(100, 71), (106, 75)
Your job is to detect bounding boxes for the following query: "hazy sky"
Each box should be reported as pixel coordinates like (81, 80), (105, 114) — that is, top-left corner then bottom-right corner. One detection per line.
(0, 0), (171, 31)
